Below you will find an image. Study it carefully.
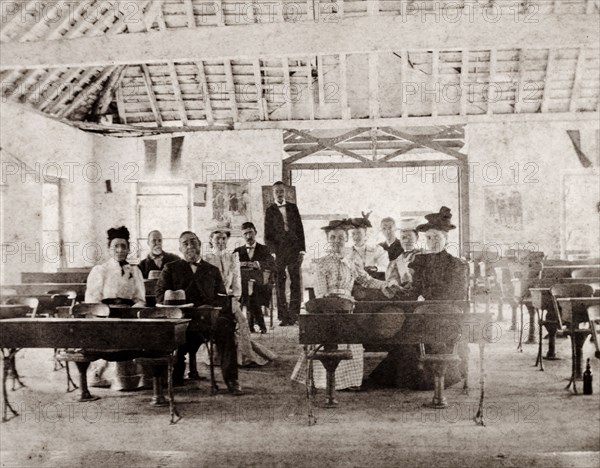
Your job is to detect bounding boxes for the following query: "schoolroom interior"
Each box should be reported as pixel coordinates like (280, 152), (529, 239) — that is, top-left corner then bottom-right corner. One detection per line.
(0, 1), (599, 467)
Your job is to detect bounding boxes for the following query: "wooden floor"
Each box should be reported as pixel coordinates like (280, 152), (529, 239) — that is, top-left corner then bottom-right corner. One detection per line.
(1, 305), (599, 468)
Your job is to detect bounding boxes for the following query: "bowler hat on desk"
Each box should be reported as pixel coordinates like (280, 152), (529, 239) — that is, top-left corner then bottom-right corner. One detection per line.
(158, 290), (193, 308)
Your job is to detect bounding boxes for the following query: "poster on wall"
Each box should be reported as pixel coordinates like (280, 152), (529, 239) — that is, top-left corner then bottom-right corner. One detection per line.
(212, 180), (251, 230)
(261, 185), (297, 215)
(483, 185), (523, 242)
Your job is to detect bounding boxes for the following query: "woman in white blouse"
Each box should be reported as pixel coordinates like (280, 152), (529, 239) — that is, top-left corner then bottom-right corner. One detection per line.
(203, 224), (276, 367)
(85, 226), (146, 391)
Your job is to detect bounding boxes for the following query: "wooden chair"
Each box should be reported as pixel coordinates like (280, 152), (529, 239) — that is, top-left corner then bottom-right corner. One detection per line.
(587, 305), (600, 360)
(55, 303), (110, 393)
(535, 284), (593, 371)
(304, 297), (355, 408)
(1, 304), (35, 397)
(414, 304), (466, 407)
(571, 268), (600, 279)
(136, 308), (183, 407)
(3, 297), (39, 317)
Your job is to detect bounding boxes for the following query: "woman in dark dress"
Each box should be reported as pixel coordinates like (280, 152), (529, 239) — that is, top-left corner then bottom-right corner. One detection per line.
(367, 207), (469, 390)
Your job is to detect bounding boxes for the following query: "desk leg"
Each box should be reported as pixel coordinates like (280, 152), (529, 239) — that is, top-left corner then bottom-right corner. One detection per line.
(425, 361), (449, 409)
(208, 339), (218, 395)
(318, 345), (341, 407)
(168, 354), (182, 424)
(526, 306), (536, 344)
(74, 362), (99, 402)
(517, 305), (524, 352)
(535, 310), (544, 371)
(510, 303), (517, 331)
(9, 351), (26, 391)
(2, 350), (19, 422)
(151, 371), (167, 407)
(573, 333), (588, 380)
(545, 325), (559, 360)
(474, 342), (486, 427)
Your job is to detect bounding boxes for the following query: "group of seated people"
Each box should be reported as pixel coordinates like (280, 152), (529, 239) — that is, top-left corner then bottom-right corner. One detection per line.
(84, 222), (277, 395)
(82, 204), (468, 396)
(291, 206), (468, 392)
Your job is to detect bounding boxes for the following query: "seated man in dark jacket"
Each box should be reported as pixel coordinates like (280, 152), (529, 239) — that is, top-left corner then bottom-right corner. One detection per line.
(137, 230), (180, 279)
(156, 231), (242, 395)
(233, 222), (275, 334)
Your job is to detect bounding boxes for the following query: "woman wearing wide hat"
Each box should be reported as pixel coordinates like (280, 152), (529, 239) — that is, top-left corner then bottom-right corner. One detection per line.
(291, 219), (399, 391)
(202, 222), (276, 367)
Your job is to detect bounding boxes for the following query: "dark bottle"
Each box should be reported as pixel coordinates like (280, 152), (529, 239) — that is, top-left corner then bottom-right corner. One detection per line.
(583, 358), (593, 395)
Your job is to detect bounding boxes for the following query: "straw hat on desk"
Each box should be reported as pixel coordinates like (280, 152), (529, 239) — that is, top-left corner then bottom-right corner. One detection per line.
(157, 289), (193, 308)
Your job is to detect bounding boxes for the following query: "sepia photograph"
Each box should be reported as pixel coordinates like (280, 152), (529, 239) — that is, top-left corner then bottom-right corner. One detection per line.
(0, 1), (599, 467)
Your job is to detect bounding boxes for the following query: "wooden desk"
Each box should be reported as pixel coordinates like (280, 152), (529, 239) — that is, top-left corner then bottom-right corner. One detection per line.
(299, 311), (493, 425)
(2, 281), (158, 302)
(557, 297), (600, 384)
(0, 318), (189, 423)
(540, 264), (600, 279)
(353, 300), (470, 314)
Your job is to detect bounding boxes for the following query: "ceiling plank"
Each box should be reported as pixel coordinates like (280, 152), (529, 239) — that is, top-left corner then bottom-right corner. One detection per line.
(45, 67), (104, 115)
(59, 66), (116, 118)
(141, 63), (163, 126)
(167, 62), (189, 126)
(195, 60), (214, 123)
(380, 127), (468, 162)
(4, 15), (598, 70)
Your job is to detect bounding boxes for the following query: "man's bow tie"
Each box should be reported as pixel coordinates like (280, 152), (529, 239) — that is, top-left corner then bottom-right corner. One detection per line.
(188, 261), (200, 267)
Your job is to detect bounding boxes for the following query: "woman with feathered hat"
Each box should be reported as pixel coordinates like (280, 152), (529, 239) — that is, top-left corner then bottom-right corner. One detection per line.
(367, 207), (468, 389)
(291, 218), (399, 391)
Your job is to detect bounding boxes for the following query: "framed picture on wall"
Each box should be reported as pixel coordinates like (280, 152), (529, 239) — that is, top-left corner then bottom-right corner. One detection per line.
(483, 185), (524, 242)
(212, 180), (251, 231)
(193, 183), (208, 207)
(261, 185), (296, 215)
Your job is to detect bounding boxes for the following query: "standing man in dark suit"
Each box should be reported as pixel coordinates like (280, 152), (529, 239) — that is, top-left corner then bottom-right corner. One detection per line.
(264, 181), (305, 326)
(378, 217), (404, 262)
(155, 231), (243, 394)
(137, 230), (180, 279)
(234, 222), (275, 334)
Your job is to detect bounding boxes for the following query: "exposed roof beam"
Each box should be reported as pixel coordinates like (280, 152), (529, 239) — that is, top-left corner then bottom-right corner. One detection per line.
(224, 59), (239, 122)
(282, 58), (293, 120)
(570, 48), (586, 113)
(3, 15), (597, 70)
(194, 61), (214, 123)
(381, 127), (467, 161)
(167, 62), (188, 126)
(234, 112), (600, 130)
(59, 66), (116, 118)
(141, 64), (163, 126)
(93, 65), (127, 115)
